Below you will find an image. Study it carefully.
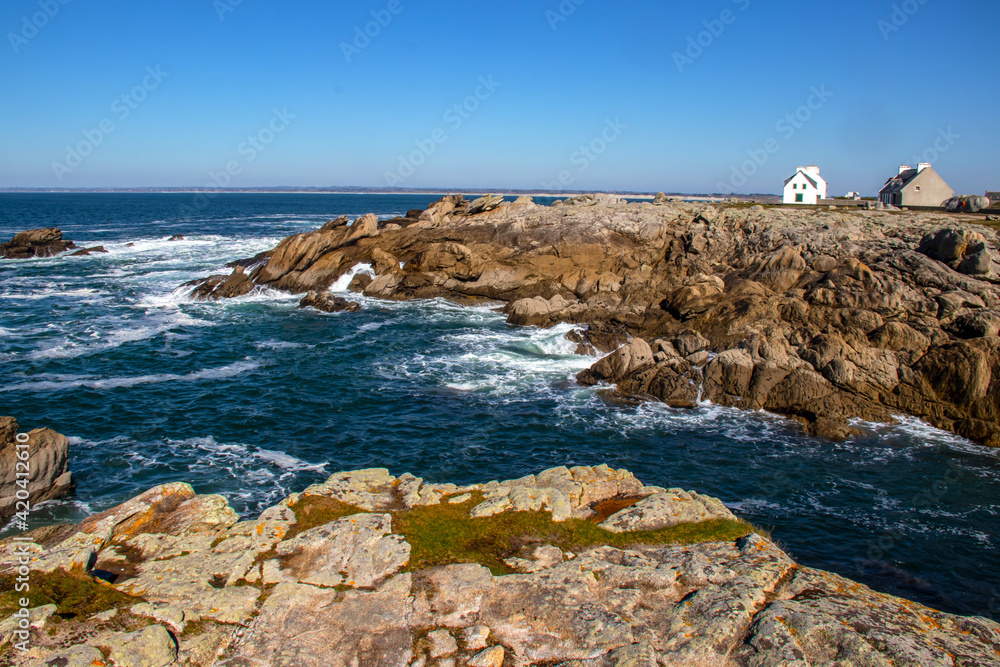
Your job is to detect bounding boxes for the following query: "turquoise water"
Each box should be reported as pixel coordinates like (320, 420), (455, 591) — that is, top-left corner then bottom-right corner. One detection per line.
(1, 193), (998, 619)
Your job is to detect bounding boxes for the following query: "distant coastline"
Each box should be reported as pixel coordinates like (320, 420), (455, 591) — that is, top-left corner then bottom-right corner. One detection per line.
(0, 186), (781, 202)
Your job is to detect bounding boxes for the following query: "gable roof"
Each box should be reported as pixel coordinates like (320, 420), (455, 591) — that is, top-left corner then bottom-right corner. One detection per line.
(784, 169), (819, 189)
(880, 168), (920, 195)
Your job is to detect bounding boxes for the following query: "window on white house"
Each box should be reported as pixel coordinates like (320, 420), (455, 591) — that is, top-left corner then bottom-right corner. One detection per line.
(915, 186), (921, 192)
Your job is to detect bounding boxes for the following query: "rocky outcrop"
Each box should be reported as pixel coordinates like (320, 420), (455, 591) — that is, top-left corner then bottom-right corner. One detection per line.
(184, 266), (256, 301)
(180, 197), (1000, 446)
(2, 466), (997, 666)
(0, 417), (72, 520)
(0, 228), (76, 259)
(298, 290), (361, 313)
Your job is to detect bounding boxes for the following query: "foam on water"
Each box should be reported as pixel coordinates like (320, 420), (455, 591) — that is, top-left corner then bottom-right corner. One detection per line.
(255, 448), (329, 472)
(330, 263), (375, 293)
(2, 359), (260, 392)
(380, 318), (593, 397)
(24, 309), (215, 361)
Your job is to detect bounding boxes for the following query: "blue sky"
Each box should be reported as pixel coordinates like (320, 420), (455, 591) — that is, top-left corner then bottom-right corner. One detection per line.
(0, 0), (997, 195)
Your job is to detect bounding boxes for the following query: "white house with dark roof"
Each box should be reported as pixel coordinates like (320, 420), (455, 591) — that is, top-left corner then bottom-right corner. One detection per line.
(783, 166), (828, 205)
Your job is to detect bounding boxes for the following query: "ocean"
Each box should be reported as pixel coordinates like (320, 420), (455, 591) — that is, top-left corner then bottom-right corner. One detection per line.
(1, 192), (998, 618)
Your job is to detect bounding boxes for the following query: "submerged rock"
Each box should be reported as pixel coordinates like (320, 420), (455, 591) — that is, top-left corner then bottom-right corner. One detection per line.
(0, 228), (76, 259)
(298, 290), (362, 313)
(69, 245), (108, 256)
(1, 465), (997, 666)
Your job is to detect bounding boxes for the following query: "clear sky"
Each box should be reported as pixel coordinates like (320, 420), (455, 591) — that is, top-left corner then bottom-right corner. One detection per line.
(1, 0), (997, 195)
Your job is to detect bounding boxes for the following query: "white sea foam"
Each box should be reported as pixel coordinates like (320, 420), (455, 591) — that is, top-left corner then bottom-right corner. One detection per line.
(65, 433), (329, 517)
(2, 359), (260, 392)
(2, 288), (105, 301)
(255, 340), (309, 350)
(382, 318), (594, 397)
(330, 263), (375, 293)
(26, 310), (214, 361)
(255, 448), (328, 472)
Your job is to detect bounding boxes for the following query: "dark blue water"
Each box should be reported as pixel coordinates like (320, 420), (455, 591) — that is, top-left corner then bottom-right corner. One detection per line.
(1, 193), (998, 619)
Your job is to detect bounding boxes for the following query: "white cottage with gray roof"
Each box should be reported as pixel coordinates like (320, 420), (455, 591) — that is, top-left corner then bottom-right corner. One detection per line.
(783, 166), (828, 205)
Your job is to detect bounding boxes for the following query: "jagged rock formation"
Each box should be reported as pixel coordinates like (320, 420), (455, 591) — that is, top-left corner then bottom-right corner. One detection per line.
(1, 466), (997, 666)
(0, 417), (72, 520)
(0, 228), (76, 259)
(183, 197), (1000, 445)
(185, 265), (256, 301)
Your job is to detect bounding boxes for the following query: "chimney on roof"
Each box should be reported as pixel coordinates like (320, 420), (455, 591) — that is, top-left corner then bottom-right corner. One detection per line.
(918, 162), (931, 172)
(898, 165), (912, 175)
(805, 165), (821, 176)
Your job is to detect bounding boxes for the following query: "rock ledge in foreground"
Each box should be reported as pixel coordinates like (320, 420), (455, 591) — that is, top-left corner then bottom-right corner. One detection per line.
(2, 465), (998, 666)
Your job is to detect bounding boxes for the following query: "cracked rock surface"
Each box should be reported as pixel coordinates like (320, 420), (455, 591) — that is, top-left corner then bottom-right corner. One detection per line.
(2, 465), (998, 666)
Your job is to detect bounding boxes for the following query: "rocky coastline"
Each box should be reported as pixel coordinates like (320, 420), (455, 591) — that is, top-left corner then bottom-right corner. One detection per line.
(185, 195), (1000, 447)
(3, 465), (999, 666)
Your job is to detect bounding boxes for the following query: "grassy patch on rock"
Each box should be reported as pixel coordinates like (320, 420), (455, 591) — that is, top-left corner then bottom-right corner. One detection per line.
(289, 493), (758, 576)
(285, 496), (369, 540)
(0, 570), (142, 619)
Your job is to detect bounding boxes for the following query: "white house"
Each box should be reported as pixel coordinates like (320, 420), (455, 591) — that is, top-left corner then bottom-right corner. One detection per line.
(783, 166), (828, 205)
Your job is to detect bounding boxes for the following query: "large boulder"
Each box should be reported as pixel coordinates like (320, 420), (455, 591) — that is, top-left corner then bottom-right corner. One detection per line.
(0, 417), (72, 520)
(917, 228), (992, 276)
(944, 195), (991, 213)
(0, 228), (76, 259)
(578, 338), (654, 385)
(662, 275), (724, 320)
